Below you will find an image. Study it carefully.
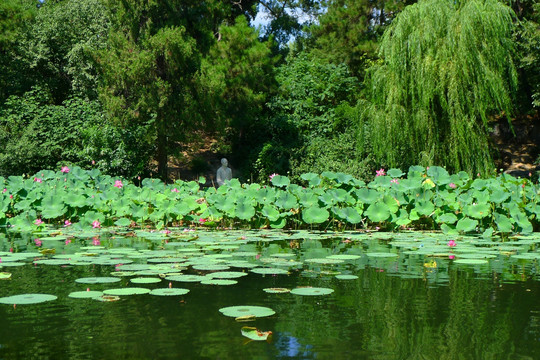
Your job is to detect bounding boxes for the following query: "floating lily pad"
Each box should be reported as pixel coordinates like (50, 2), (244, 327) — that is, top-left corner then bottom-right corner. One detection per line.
(0, 272), (12, 280)
(75, 277), (121, 284)
(149, 288), (190, 296)
(207, 271), (248, 279)
(165, 274), (206, 282)
(365, 252), (398, 258)
(290, 287), (334, 296)
(219, 305), (275, 318)
(0, 293), (57, 305)
(241, 326), (272, 341)
(33, 259), (71, 265)
(95, 295), (121, 302)
(327, 254), (362, 260)
(192, 264), (230, 271)
(200, 279), (237, 285)
(68, 291), (103, 299)
(263, 288), (291, 294)
(250, 267), (289, 275)
(130, 277), (162, 284)
(103, 287), (151, 296)
(305, 258), (344, 264)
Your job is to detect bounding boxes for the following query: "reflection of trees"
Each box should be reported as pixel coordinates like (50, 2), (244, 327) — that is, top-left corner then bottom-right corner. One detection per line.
(272, 268), (538, 359)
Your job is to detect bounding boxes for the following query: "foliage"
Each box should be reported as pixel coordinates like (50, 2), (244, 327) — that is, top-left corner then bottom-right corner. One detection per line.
(305, 0), (415, 79)
(18, 0), (110, 102)
(0, 0), (37, 102)
(360, 0), (518, 176)
(1, 166), (537, 235)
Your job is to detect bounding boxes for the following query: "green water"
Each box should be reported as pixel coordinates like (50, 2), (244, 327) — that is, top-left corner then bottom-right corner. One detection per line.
(1, 230), (540, 359)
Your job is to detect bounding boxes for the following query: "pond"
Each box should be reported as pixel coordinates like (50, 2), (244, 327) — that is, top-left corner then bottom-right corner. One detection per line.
(1, 229), (540, 359)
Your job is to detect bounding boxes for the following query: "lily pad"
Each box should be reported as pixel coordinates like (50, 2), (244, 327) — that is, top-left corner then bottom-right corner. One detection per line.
(130, 277), (162, 284)
(0, 272), (12, 280)
(250, 268), (289, 275)
(200, 279), (238, 285)
(290, 287), (334, 296)
(68, 291), (104, 299)
(149, 288), (190, 296)
(0, 293), (57, 305)
(75, 277), (121, 284)
(206, 271), (248, 279)
(241, 326), (272, 341)
(165, 274), (206, 282)
(103, 287), (151, 296)
(219, 305), (275, 318)
(263, 288), (291, 294)
(453, 259), (489, 265)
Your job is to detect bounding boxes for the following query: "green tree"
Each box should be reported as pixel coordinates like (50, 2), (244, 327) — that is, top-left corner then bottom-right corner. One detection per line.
(359, 0), (518, 175)
(200, 16), (277, 169)
(306, 0), (415, 79)
(18, 0), (110, 102)
(0, 0), (36, 102)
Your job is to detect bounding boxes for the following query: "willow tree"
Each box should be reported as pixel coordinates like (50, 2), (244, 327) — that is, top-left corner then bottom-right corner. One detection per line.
(360, 0), (518, 175)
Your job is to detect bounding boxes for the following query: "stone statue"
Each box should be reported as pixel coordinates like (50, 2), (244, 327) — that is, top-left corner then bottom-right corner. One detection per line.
(216, 158), (232, 186)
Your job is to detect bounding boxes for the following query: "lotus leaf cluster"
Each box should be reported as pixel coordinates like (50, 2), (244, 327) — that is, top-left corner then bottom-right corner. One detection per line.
(0, 166), (538, 235)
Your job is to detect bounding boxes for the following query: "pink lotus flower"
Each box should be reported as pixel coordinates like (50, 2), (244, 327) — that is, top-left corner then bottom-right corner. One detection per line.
(449, 254), (455, 260)
(9, 194), (13, 199)
(34, 238), (42, 247)
(376, 168), (386, 177)
(92, 220), (101, 229)
(9, 247), (13, 253)
(269, 173), (277, 180)
(2, 188), (6, 193)
(61, 166), (70, 173)
(161, 229), (171, 235)
(91, 160), (95, 165)
(171, 188), (179, 193)
(92, 237), (101, 246)
(198, 218), (207, 224)
(34, 218), (43, 225)
(114, 180), (123, 188)
(64, 220), (72, 227)
(449, 183), (457, 189)
(447, 240), (457, 247)
(34, 178), (42, 183)
(65, 239), (72, 245)
(390, 178), (399, 184)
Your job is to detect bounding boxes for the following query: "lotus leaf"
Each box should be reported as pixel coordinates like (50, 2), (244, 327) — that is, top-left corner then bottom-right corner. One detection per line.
(75, 277), (121, 284)
(103, 287), (151, 296)
(130, 277), (161, 284)
(149, 288), (190, 296)
(0, 293), (57, 305)
(219, 305), (275, 318)
(68, 291), (104, 299)
(250, 268), (289, 275)
(263, 288), (291, 293)
(290, 287), (334, 296)
(200, 279), (237, 285)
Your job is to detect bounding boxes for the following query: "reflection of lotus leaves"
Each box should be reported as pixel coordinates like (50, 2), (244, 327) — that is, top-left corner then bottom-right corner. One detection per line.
(150, 288), (190, 296)
(68, 291), (103, 299)
(219, 305), (275, 318)
(103, 287), (151, 295)
(457, 253), (497, 259)
(75, 277), (122, 284)
(0, 293), (57, 305)
(250, 268), (289, 275)
(130, 277), (162, 284)
(201, 279), (237, 285)
(207, 271), (248, 279)
(226, 261), (259, 268)
(165, 275), (206, 282)
(110, 271), (137, 277)
(290, 287), (334, 296)
(335, 274), (359, 280)
(263, 288), (291, 294)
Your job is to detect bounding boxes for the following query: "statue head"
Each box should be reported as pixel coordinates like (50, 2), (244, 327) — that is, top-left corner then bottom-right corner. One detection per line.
(221, 158), (228, 167)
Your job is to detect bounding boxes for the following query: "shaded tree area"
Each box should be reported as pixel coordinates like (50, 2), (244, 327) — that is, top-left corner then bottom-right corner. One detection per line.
(0, 0), (538, 181)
